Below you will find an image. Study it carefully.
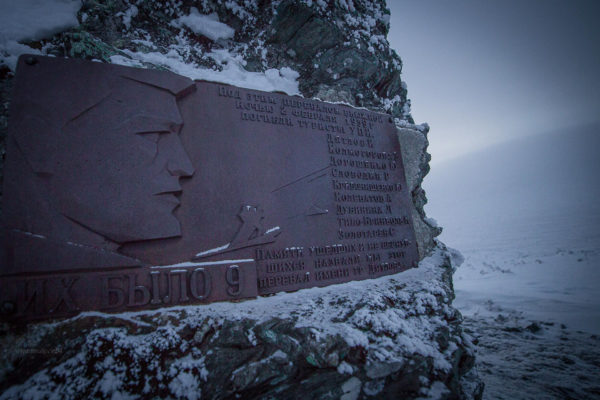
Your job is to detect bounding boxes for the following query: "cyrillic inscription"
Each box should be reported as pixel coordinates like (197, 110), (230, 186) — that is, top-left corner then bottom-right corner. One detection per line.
(1, 261), (257, 320)
(1, 56), (418, 321)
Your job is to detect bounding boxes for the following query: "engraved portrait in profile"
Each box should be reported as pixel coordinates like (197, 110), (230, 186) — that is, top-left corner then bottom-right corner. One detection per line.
(1, 56), (196, 274)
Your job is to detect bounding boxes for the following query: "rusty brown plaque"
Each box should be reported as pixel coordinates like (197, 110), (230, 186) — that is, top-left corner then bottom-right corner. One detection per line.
(0, 55), (418, 321)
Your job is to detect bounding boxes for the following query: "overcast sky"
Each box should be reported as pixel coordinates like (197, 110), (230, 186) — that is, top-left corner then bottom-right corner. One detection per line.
(387, 0), (600, 164)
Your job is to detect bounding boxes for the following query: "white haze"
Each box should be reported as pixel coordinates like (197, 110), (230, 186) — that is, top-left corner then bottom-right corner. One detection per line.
(424, 123), (600, 332)
(423, 122), (600, 398)
(387, 0), (600, 165)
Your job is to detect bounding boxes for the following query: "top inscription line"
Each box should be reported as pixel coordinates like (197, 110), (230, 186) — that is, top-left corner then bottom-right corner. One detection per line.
(218, 85), (385, 124)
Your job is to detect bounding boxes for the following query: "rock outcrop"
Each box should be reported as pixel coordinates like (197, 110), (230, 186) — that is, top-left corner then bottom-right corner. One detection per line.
(0, 1), (481, 398)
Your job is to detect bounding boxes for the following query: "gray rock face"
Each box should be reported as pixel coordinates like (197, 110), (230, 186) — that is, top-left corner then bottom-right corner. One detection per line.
(0, 0), (481, 398)
(397, 124), (443, 257)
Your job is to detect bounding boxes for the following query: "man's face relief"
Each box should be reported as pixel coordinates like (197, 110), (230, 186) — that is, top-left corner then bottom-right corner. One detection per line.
(39, 78), (195, 243)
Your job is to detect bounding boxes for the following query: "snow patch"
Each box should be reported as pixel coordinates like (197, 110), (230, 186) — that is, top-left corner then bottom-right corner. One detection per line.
(0, 0), (81, 70)
(196, 243), (231, 257)
(340, 377), (361, 400)
(117, 5), (138, 30)
(171, 7), (234, 42)
(151, 259), (254, 269)
(337, 361), (353, 374)
(111, 47), (300, 96)
(265, 226), (280, 234)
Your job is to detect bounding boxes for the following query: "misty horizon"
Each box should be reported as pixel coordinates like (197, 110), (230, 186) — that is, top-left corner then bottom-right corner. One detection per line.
(387, 0), (600, 164)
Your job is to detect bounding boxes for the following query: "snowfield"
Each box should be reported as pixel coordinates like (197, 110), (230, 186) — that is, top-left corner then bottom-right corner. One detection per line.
(425, 123), (600, 399)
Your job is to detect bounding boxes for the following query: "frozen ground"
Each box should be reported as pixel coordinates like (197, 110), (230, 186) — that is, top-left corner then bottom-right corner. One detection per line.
(424, 123), (600, 399)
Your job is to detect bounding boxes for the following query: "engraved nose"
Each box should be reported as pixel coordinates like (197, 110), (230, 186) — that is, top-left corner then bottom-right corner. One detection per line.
(164, 133), (195, 177)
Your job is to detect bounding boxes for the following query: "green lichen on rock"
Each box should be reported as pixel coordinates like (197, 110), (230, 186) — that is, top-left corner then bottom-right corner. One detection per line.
(62, 31), (122, 61)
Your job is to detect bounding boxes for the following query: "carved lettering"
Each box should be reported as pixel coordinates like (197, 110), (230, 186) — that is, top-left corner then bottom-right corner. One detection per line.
(127, 274), (151, 307)
(150, 271), (161, 305)
(296, 119), (346, 133)
(164, 270), (189, 304)
(190, 268), (212, 300)
(388, 251), (406, 259)
(21, 279), (45, 315)
(343, 109), (383, 123)
(337, 204), (383, 215)
(101, 275), (125, 309)
(331, 168), (382, 181)
(367, 242), (380, 251)
(281, 98), (340, 115)
(236, 101), (274, 113)
(240, 111), (294, 126)
(255, 247), (304, 261)
(265, 260), (305, 273)
(327, 133), (373, 148)
(338, 228), (396, 240)
(219, 85), (241, 99)
(49, 277), (79, 313)
(313, 255), (360, 269)
(379, 239), (412, 249)
(258, 272), (310, 289)
(337, 217), (362, 227)
(362, 216), (410, 226)
(308, 244), (357, 256)
(292, 109), (337, 123)
(332, 180), (401, 192)
(366, 253), (381, 262)
(246, 93), (276, 104)
(226, 265), (241, 297)
(348, 126), (374, 137)
(334, 192), (386, 203)
(315, 268), (350, 281)
(368, 261), (403, 275)
(330, 156), (387, 170)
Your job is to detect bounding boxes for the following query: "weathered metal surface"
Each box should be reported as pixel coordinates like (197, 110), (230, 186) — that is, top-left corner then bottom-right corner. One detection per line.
(0, 55), (418, 321)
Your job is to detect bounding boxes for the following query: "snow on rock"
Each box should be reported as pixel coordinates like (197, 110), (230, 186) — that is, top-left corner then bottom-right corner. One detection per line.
(117, 5), (139, 31)
(0, 0), (81, 70)
(171, 7), (235, 42)
(109, 44), (300, 95)
(0, 247), (479, 399)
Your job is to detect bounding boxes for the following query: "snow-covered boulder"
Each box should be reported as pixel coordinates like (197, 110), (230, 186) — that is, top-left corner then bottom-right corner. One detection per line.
(0, 0), (481, 398)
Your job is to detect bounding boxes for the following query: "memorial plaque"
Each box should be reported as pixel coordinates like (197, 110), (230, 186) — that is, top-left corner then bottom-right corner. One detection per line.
(0, 55), (418, 321)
